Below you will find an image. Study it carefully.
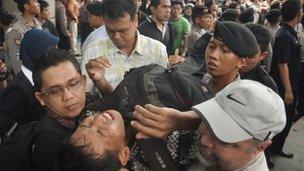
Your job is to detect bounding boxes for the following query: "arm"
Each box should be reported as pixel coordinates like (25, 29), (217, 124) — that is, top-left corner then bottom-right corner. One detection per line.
(85, 57), (114, 96)
(0, 60), (7, 91)
(180, 19), (191, 57)
(5, 30), (22, 74)
(58, 5), (70, 36)
(180, 34), (189, 57)
(131, 104), (201, 139)
(278, 63), (293, 105)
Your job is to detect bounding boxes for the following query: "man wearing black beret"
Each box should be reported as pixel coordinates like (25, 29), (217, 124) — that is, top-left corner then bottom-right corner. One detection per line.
(131, 20), (260, 137)
(204, 21), (259, 93)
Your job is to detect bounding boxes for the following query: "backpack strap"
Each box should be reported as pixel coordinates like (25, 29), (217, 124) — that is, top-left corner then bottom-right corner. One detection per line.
(137, 138), (180, 171)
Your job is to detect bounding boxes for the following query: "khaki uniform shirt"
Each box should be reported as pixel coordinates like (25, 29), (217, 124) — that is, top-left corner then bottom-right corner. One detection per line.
(5, 16), (42, 74)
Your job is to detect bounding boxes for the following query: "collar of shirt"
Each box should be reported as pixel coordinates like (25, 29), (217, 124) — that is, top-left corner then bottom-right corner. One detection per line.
(149, 19), (169, 39)
(282, 22), (298, 37)
(21, 65), (34, 86)
(107, 30), (146, 56)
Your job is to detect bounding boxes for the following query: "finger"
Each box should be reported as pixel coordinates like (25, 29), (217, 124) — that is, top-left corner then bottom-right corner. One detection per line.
(136, 132), (150, 139)
(144, 104), (167, 116)
(86, 60), (105, 70)
(133, 110), (160, 128)
(174, 48), (179, 55)
(131, 120), (164, 139)
(134, 105), (160, 121)
(95, 57), (111, 67)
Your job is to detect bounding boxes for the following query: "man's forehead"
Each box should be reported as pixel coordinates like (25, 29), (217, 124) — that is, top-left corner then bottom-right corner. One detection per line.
(210, 37), (226, 46)
(40, 62), (80, 87)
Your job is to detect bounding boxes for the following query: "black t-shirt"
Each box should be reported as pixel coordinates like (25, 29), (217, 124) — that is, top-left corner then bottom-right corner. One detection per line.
(270, 22), (301, 93)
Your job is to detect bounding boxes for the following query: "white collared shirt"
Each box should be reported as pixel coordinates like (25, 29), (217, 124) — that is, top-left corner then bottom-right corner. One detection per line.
(81, 25), (108, 54)
(81, 31), (168, 94)
(21, 65), (34, 86)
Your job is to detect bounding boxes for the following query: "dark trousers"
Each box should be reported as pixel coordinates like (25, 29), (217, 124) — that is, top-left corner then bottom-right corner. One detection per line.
(297, 62), (304, 116)
(56, 24), (71, 51)
(270, 83), (299, 152)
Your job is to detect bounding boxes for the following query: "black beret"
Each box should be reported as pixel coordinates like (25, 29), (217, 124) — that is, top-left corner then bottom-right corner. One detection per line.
(213, 21), (259, 57)
(87, 1), (105, 16)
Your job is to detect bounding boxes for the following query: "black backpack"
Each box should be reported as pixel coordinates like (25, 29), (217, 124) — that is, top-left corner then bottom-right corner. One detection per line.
(84, 64), (214, 170)
(0, 122), (45, 171)
(84, 64), (213, 117)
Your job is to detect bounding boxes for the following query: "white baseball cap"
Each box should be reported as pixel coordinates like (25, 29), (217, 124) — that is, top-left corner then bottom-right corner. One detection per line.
(192, 80), (286, 143)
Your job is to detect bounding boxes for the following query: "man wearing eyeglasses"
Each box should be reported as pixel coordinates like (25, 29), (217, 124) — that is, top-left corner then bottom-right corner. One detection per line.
(30, 49), (87, 171)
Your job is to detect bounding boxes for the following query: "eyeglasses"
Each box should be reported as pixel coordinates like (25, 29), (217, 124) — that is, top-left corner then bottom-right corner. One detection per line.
(41, 78), (84, 98)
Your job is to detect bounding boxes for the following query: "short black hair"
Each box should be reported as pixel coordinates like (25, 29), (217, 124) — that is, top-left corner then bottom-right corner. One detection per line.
(245, 23), (271, 53)
(14, 0), (30, 13)
(0, 10), (15, 27)
(38, 0), (49, 13)
(32, 48), (81, 92)
(239, 8), (254, 23)
(220, 9), (239, 21)
(204, 0), (214, 9)
(171, 0), (184, 8)
(265, 9), (281, 24)
(192, 5), (211, 22)
(56, 138), (122, 171)
(150, 0), (162, 8)
(228, 2), (239, 10)
(103, 0), (137, 20)
(87, 1), (105, 16)
(281, 0), (302, 22)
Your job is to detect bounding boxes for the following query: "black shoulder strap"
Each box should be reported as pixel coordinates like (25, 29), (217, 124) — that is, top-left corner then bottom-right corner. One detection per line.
(137, 138), (179, 171)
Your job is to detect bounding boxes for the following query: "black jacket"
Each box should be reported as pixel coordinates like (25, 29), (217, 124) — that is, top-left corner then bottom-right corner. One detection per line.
(32, 115), (74, 171)
(0, 72), (45, 136)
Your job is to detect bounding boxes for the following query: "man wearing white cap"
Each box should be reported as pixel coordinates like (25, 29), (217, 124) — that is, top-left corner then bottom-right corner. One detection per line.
(191, 80), (286, 170)
(132, 80), (286, 170)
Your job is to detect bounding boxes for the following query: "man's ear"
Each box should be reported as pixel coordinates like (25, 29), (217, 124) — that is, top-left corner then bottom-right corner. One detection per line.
(35, 92), (46, 106)
(24, 3), (30, 11)
(259, 51), (269, 61)
(252, 140), (272, 156)
(237, 57), (248, 69)
(150, 6), (156, 14)
(119, 146), (131, 166)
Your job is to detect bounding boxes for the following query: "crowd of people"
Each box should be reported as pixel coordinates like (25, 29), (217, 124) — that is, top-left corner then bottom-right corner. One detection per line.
(0, 0), (303, 170)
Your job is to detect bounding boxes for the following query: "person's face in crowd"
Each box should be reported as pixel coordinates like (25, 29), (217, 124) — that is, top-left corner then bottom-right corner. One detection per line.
(171, 4), (183, 19)
(105, 13), (137, 51)
(184, 6), (193, 16)
(88, 14), (104, 28)
(134, 0), (142, 12)
(198, 122), (264, 170)
(25, 0), (41, 15)
(196, 14), (213, 29)
(72, 110), (130, 166)
(39, 7), (50, 20)
(205, 37), (246, 78)
(151, 0), (171, 22)
(240, 47), (267, 74)
(35, 61), (86, 119)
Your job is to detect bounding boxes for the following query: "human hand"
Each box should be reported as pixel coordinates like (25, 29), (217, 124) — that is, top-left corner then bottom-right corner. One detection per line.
(284, 90), (294, 105)
(131, 104), (184, 139)
(85, 57), (111, 83)
(168, 49), (185, 66)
